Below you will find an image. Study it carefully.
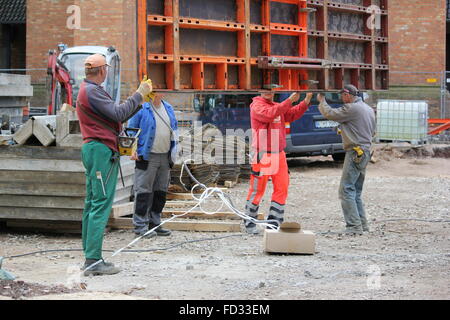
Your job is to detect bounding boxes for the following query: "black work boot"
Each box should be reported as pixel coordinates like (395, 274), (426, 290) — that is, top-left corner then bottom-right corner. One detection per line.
(134, 230), (157, 239)
(244, 221), (260, 235)
(83, 259), (121, 276)
(149, 223), (172, 236)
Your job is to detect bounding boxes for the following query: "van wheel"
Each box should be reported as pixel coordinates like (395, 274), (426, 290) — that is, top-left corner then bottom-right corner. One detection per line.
(332, 153), (345, 162)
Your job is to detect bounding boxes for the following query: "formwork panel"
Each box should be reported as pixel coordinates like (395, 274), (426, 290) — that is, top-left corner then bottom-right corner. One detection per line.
(180, 0), (237, 21)
(251, 33), (263, 57)
(271, 34), (299, 57)
(270, 2), (298, 25)
(328, 11), (365, 34)
(148, 26), (165, 53)
(329, 40), (365, 63)
(147, 0), (164, 15)
(140, 0), (389, 91)
(148, 63), (167, 89)
(250, 0), (262, 25)
(332, 0), (363, 5)
(180, 29), (237, 56)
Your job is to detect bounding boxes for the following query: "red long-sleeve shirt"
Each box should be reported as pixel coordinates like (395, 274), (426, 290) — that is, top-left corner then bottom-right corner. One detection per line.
(250, 96), (309, 153)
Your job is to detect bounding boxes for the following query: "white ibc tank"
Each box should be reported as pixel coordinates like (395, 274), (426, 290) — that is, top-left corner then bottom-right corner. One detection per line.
(376, 100), (428, 144)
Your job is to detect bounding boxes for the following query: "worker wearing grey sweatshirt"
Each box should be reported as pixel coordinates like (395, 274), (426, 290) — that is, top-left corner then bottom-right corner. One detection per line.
(317, 84), (376, 235)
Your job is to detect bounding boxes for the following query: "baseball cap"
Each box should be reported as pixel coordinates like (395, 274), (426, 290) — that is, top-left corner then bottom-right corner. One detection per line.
(84, 54), (110, 69)
(340, 84), (359, 96)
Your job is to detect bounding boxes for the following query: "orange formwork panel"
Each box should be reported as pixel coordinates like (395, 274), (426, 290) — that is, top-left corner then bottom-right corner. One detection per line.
(139, 0), (389, 92)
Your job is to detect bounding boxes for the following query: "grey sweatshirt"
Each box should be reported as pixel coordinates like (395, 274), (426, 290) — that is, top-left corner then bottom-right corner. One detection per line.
(318, 96), (376, 151)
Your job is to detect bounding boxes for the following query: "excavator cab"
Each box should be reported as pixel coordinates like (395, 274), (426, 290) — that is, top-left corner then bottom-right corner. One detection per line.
(47, 45), (121, 114)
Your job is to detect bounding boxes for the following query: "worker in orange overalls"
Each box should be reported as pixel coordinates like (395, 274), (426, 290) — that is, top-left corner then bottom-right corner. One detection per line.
(244, 91), (312, 234)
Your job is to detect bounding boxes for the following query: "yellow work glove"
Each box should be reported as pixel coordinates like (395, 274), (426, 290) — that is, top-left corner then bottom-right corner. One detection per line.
(136, 76), (154, 102)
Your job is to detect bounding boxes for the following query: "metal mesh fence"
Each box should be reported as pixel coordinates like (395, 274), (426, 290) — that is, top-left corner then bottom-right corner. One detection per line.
(367, 71), (449, 143)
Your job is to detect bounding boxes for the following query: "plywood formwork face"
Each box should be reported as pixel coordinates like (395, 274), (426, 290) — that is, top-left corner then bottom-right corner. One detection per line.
(138, 0), (388, 92)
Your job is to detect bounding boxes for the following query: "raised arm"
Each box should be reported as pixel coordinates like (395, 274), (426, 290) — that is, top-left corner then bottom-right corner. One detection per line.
(252, 92), (301, 123)
(317, 94), (357, 123)
(88, 87), (143, 123)
(284, 93), (312, 123)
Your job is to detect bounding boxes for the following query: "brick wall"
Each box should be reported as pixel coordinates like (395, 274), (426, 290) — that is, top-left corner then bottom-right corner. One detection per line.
(26, 0), (137, 97)
(26, 0), (447, 90)
(73, 0), (138, 96)
(26, 0), (75, 81)
(389, 0), (446, 85)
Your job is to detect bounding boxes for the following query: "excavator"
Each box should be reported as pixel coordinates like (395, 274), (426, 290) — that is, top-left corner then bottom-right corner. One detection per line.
(46, 44), (121, 115)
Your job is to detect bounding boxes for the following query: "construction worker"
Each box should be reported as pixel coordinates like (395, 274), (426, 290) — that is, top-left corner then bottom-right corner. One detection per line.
(244, 91), (313, 234)
(76, 53), (152, 275)
(317, 84), (376, 235)
(129, 91), (178, 237)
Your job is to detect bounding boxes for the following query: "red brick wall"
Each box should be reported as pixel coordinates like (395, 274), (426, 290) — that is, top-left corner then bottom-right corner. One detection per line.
(73, 0), (138, 96)
(26, 0), (446, 89)
(26, 0), (75, 81)
(388, 0), (446, 85)
(26, 0), (137, 97)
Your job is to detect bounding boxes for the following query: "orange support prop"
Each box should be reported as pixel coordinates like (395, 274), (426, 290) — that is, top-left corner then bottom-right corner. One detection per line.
(137, 0), (147, 82)
(216, 64), (227, 90)
(428, 119), (450, 135)
(192, 63), (204, 90)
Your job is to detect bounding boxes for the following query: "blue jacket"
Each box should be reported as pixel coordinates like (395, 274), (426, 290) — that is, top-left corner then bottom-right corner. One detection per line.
(128, 100), (178, 162)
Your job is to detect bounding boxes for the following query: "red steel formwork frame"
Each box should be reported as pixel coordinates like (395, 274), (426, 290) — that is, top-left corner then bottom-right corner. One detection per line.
(137, 0), (389, 92)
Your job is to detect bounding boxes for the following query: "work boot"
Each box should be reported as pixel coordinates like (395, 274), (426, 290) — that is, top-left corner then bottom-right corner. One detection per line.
(134, 230), (157, 239)
(245, 222), (260, 235)
(83, 259), (114, 269)
(83, 259), (121, 276)
(265, 220), (280, 230)
(149, 223), (172, 236)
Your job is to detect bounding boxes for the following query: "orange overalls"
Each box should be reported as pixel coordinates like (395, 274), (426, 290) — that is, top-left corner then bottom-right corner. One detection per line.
(245, 96), (309, 229)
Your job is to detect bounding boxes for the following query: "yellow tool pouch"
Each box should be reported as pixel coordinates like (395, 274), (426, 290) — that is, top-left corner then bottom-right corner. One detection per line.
(352, 146), (364, 164)
(118, 128), (141, 156)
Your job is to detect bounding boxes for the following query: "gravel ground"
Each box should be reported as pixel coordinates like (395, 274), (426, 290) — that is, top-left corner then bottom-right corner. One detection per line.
(0, 146), (449, 300)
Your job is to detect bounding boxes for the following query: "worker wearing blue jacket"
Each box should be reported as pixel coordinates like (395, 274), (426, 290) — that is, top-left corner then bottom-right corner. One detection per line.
(128, 92), (178, 237)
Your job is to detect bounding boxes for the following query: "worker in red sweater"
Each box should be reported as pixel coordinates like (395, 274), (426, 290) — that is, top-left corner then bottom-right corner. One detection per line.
(244, 91), (312, 234)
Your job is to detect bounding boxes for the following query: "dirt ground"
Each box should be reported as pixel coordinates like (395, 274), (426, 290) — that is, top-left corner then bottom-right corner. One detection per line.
(0, 144), (449, 300)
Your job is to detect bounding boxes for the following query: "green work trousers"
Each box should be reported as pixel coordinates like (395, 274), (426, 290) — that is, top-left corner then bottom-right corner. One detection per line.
(81, 141), (119, 260)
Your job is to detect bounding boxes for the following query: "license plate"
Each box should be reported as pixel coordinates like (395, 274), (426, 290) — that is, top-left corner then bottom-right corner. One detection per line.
(315, 120), (339, 129)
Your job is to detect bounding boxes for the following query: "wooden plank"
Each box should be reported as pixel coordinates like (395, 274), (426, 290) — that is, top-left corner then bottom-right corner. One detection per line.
(108, 217), (241, 232)
(162, 211), (264, 220)
(165, 200), (198, 208)
(0, 195), (85, 210)
(110, 201), (264, 220)
(0, 207), (82, 221)
(167, 192), (195, 200)
(0, 182), (86, 197)
(0, 159), (84, 172)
